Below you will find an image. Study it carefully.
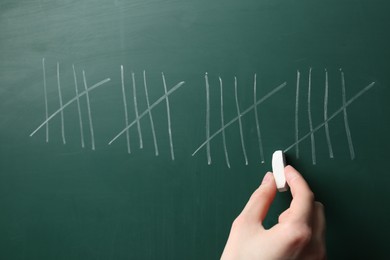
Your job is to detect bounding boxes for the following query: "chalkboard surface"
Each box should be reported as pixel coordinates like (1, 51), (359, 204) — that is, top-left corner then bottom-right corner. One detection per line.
(1, 0), (389, 259)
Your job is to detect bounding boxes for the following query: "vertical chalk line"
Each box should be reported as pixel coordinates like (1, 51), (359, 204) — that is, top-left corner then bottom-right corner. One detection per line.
(132, 72), (143, 149)
(253, 74), (265, 164)
(162, 73), (175, 161)
(234, 77), (248, 165)
(192, 81), (287, 156)
(108, 81), (185, 145)
(82, 70), (96, 150)
(72, 65), (85, 148)
(295, 70), (300, 159)
(219, 77), (230, 168)
(143, 70), (159, 156)
(340, 69), (355, 160)
(307, 68), (316, 165)
(30, 78), (111, 137)
(121, 66), (131, 154)
(324, 69), (334, 158)
(42, 58), (49, 143)
(284, 81), (375, 152)
(57, 62), (66, 144)
(205, 73), (212, 165)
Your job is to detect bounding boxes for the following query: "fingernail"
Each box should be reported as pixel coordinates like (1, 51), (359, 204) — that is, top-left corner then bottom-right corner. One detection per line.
(262, 172), (271, 185)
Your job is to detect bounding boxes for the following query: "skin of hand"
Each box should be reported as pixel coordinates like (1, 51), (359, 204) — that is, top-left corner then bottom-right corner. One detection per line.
(220, 166), (326, 260)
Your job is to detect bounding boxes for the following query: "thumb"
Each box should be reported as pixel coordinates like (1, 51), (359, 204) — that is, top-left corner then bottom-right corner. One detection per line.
(240, 172), (277, 224)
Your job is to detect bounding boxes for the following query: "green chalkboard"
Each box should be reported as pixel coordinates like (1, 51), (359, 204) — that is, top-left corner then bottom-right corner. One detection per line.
(1, 0), (389, 259)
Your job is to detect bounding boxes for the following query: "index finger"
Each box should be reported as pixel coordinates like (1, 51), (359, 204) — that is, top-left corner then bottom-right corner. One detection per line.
(285, 165), (314, 223)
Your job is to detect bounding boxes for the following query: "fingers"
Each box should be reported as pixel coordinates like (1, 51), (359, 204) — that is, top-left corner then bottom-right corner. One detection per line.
(239, 172), (277, 224)
(311, 202), (327, 259)
(312, 202), (326, 242)
(297, 202), (326, 260)
(237, 166), (316, 228)
(271, 202), (326, 259)
(285, 166), (314, 223)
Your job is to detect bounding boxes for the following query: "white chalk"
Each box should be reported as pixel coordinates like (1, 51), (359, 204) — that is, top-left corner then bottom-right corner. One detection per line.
(272, 150), (288, 192)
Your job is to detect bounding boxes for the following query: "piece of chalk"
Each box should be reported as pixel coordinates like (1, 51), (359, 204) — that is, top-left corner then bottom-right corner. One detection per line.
(272, 150), (288, 192)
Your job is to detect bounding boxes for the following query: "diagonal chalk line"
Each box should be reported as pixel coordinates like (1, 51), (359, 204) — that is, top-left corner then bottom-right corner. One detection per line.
(30, 78), (111, 137)
(284, 81), (375, 153)
(192, 81), (287, 157)
(108, 80), (186, 145)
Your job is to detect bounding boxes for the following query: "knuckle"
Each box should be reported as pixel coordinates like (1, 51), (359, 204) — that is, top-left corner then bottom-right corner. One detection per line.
(251, 185), (273, 200)
(285, 223), (312, 248)
(278, 210), (290, 223)
(251, 188), (267, 200)
(315, 201), (325, 211)
(306, 191), (315, 202)
(231, 215), (246, 230)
